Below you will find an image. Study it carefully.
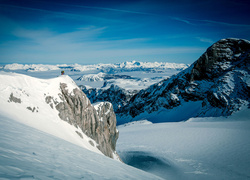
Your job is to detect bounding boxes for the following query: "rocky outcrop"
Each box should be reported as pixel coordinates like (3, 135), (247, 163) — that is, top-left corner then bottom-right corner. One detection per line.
(80, 84), (137, 113)
(189, 38), (250, 81)
(45, 83), (119, 159)
(93, 102), (119, 158)
(116, 38), (250, 123)
(8, 93), (21, 103)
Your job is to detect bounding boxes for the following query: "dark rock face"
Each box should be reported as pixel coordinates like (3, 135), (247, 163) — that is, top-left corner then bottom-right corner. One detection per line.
(190, 38), (250, 81)
(9, 93), (21, 103)
(116, 38), (250, 123)
(45, 83), (119, 159)
(80, 84), (137, 113)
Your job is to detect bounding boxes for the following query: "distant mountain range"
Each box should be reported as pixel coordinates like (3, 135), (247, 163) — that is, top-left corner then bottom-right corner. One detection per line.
(77, 72), (138, 82)
(1, 60), (188, 91)
(82, 38), (250, 124)
(1, 60), (189, 73)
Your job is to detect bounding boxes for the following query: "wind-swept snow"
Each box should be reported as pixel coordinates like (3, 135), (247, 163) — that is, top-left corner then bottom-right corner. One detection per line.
(0, 114), (162, 180)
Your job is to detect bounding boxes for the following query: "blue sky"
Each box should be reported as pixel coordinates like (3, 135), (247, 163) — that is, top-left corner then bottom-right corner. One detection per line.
(0, 0), (249, 65)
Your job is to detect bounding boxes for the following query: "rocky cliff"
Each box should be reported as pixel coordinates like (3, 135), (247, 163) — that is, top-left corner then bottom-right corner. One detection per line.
(45, 83), (119, 159)
(116, 38), (250, 123)
(93, 102), (119, 157)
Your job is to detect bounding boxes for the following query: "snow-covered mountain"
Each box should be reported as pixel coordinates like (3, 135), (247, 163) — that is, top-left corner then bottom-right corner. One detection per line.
(116, 38), (250, 124)
(2, 63), (60, 72)
(77, 72), (106, 82)
(93, 61), (188, 73)
(77, 72), (137, 82)
(0, 72), (120, 159)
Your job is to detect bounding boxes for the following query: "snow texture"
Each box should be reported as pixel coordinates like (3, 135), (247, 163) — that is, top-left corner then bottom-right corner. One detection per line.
(0, 114), (162, 180)
(117, 109), (250, 180)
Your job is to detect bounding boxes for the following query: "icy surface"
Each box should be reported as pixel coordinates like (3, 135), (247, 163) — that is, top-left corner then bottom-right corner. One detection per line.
(117, 110), (250, 180)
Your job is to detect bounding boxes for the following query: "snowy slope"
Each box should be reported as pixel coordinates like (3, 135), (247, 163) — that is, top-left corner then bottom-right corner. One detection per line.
(117, 109), (250, 180)
(0, 114), (162, 180)
(0, 72), (114, 155)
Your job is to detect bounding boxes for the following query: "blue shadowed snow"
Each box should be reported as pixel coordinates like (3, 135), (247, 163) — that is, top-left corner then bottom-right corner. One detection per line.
(117, 110), (250, 180)
(119, 151), (184, 180)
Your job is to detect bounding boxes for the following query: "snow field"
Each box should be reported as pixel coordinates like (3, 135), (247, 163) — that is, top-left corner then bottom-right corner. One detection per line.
(0, 114), (163, 180)
(117, 111), (250, 180)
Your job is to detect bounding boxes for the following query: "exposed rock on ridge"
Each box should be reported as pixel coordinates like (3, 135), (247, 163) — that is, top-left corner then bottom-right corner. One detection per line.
(46, 83), (119, 159)
(189, 38), (250, 81)
(93, 102), (119, 157)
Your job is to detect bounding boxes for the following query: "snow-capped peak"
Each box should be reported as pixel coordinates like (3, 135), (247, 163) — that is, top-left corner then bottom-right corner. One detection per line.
(77, 72), (106, 82)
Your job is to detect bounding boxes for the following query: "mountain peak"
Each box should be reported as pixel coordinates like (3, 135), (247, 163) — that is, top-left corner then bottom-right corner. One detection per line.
(190, 38), (250, 81)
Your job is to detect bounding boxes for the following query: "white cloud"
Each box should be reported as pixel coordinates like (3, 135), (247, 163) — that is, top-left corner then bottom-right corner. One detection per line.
(170, 17), (194, 25)
(196, 37), (214, 44)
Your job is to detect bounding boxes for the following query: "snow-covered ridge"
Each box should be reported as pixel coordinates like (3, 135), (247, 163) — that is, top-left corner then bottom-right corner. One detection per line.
(77, 72), (106, 81)
(2, 61), (189, 72)
(0, 71), (119, 159)
(0, 72), (97, 151)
